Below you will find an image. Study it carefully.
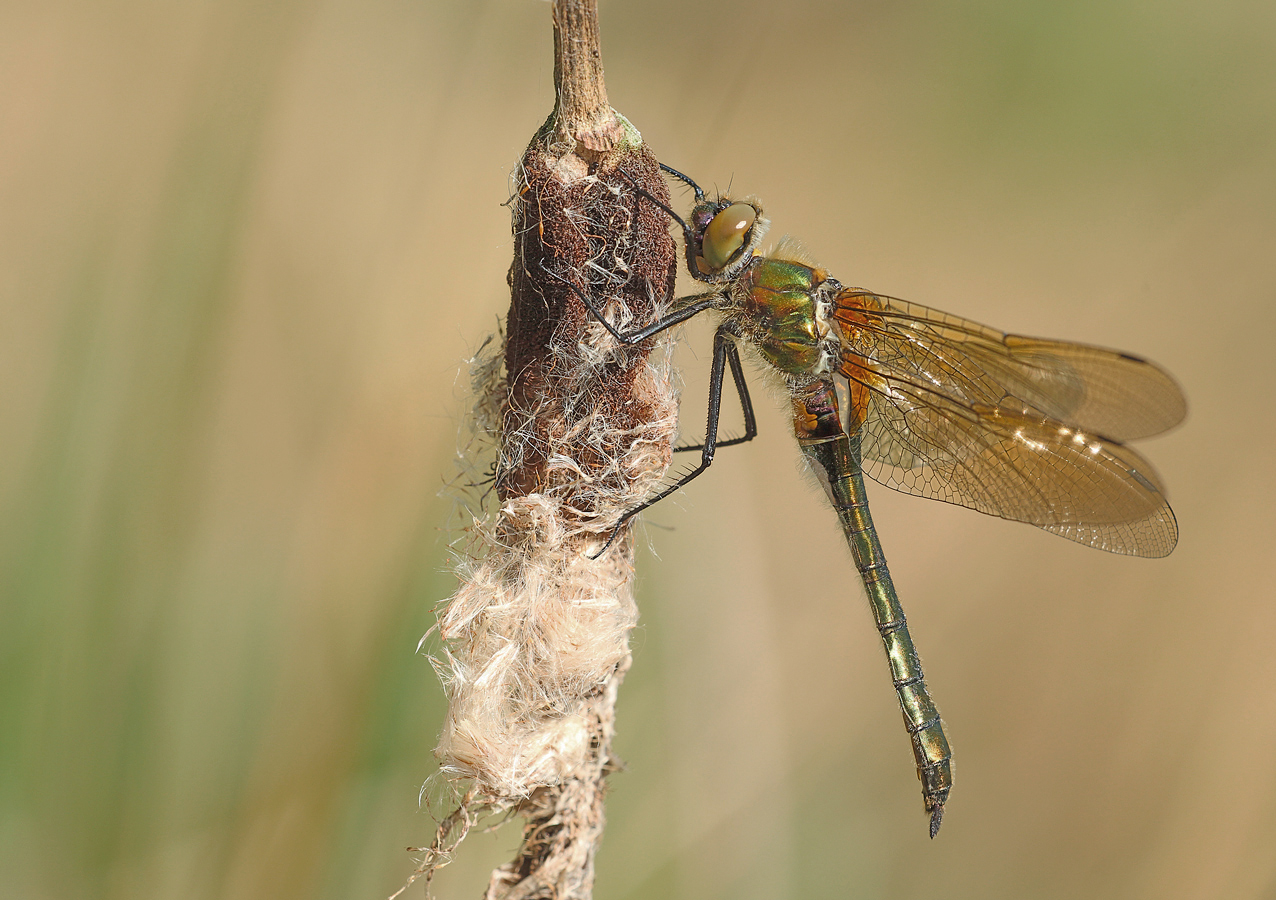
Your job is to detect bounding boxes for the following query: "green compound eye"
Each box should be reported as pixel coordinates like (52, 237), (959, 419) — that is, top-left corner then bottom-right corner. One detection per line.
(700, 202), (757, 272)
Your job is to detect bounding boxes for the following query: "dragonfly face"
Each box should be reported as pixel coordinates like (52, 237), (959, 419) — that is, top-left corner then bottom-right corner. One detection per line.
(578, 163), (1186, 836)
(685, 197), (766, 280)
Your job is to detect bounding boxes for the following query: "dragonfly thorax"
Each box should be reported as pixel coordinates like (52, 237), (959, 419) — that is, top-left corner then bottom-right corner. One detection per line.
(730, 255), (839, 379)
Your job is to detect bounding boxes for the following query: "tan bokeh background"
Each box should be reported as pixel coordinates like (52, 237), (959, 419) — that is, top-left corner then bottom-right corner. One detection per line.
(2, 1), (1273, 898)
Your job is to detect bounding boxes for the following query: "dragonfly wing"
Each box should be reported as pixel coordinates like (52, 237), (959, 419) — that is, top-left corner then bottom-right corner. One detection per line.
(836, 292), (1186, 442)
(833, 292), (1181, 557)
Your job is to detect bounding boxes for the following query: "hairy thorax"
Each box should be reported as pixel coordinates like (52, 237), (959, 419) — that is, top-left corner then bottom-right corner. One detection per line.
(730, 254), (839, 379)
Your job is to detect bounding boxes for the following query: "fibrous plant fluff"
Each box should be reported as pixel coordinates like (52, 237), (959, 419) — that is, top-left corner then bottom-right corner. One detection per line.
(413, 98), (678, 898)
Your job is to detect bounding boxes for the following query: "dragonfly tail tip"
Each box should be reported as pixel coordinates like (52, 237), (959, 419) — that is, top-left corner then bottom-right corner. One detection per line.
(928, 805), (944, 839)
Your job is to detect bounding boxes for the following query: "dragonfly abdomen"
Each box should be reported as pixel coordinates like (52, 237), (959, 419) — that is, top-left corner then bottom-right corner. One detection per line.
(793, 379), (953, 837)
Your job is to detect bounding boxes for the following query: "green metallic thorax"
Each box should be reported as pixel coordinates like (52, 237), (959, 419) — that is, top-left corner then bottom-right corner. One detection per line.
(732, 258), (834, 376)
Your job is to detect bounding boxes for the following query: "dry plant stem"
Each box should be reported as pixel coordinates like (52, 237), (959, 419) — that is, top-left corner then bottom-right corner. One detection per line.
(548, 0), (620, 154)
(416, 0), (678, 897)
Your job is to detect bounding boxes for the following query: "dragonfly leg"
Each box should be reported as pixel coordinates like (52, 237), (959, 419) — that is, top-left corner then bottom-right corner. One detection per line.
(590, 322), (744, 558)
(657, 162), (708, 201)
(674, 338), (757, 453)
(613, 166), (698, 245)
(618, 164), (744, 284)
(539, 261), (722, 344)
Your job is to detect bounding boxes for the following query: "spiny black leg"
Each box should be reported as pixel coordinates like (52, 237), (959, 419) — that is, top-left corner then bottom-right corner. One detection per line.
(658, 163), (707, 202)
(618, 163), (725, 285)
(590, 322), (743, 559)
(554, 258), (753, 453)
(540, 261), (721, 344)
(674, 341), (757, 453)
(612, 168), (696, 248)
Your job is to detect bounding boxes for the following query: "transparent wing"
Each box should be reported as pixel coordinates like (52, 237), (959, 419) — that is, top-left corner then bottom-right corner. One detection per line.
(833, 291), (1184, 557)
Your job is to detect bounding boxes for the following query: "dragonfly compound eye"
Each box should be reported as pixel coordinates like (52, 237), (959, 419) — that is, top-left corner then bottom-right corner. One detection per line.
(700, 202), (758, 273)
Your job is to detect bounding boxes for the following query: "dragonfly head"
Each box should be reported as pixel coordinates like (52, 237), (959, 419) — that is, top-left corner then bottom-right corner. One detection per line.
(686, 197), (768, 284)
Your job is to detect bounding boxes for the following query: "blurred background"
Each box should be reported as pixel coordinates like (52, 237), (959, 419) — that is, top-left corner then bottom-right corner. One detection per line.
(2, 1), (1273, 898)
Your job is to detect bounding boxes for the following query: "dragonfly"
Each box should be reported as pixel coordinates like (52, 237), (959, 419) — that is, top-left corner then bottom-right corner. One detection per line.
(561, 163), (1185, 837)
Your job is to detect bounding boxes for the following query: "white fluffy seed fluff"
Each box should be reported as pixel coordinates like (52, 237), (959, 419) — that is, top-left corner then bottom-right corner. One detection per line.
(432, 331), (677, 803)
(404, 150), (682, 898)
